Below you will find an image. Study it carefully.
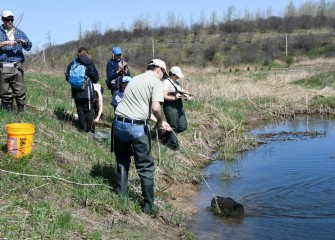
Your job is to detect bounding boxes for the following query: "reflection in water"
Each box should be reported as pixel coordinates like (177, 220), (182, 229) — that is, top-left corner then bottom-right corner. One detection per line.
(190, 116), (335, 240)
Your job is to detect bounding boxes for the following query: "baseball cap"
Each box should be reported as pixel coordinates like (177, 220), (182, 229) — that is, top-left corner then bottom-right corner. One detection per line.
(112, 47), (122, 55)
(2, 10), (14, 18)
(148, 59), (168, 77)
(170, 66), (184, 78)
(122, 76), (131, 83)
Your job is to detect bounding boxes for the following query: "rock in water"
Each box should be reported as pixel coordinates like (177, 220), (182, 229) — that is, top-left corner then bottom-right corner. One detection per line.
(211, 196), (244, 216)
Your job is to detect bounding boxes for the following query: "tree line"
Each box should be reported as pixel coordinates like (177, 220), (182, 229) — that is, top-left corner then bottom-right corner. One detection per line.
(26, 0), (335, 73)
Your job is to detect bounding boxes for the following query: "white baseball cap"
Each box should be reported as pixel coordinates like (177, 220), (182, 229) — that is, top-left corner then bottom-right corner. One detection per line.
(148, 59), (167, 77)
(170, 66), (184, 78)
(2, 10), (14, 18)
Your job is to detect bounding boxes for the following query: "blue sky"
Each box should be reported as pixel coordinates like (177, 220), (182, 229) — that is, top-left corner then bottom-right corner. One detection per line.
(5, 0), (308, 50)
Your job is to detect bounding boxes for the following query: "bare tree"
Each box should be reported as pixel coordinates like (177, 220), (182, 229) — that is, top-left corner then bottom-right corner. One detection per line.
(284, 1), (297, 17)
(299, 1), (318, 16)
(167, 11), (176, 29)
(224, 6), (236, 22)
(208, 11), (218, 33)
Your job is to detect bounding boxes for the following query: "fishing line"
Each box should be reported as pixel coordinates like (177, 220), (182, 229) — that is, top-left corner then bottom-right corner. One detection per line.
(155, 129), (219, 207)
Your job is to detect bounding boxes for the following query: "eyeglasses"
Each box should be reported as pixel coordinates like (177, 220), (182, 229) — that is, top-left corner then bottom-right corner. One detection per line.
(4, 18), (14, 22)
(160, 67), (166, 75)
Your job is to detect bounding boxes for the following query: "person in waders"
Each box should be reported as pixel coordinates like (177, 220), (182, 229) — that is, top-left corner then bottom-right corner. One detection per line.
(65, 47), (99, 133)
(0, 10), (32, 113)
(161, 66), (188, 150)
(112, 59), (172, 214)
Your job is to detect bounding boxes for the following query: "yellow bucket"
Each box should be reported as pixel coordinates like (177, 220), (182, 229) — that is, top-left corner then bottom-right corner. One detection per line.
(6, 123), (35, 158)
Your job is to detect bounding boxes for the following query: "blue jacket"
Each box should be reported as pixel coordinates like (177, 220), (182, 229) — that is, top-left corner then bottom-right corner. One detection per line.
(66, 55), (99, 99)
(106, 58), (130, 91)
(0, 25), (32, 62)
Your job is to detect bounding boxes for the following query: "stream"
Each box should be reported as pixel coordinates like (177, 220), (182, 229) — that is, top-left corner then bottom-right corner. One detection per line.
(189, 116), (335, 240)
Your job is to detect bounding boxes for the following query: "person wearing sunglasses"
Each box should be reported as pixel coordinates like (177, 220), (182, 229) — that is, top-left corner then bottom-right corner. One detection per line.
(112, 59), (172, 214)
(0, 10), (32, 112)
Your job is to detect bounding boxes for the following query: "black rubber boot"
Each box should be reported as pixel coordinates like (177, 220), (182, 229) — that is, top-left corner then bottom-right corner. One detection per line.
(142, 184), (154, 214)
(116, 164), (128, 195)
(165, 132), (180, 150)
(17, 105), (25, 113)
(2, 103), (14, 112)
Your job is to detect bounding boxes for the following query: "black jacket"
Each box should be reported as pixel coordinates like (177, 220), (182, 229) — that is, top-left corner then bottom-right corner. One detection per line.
(66, 55), (99, 99)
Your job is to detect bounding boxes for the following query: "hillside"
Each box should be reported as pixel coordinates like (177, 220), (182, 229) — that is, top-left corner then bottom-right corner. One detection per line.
(1, 57), (335, 238)
(25, 13), (335, 77)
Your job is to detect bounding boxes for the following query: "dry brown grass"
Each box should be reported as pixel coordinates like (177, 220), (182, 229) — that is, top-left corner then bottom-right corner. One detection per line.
(181, 58), (335, 115)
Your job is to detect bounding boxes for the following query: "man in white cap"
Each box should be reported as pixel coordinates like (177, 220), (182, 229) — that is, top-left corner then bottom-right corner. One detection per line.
(112, 59), (172, 214)
(0, 10), (32, 112)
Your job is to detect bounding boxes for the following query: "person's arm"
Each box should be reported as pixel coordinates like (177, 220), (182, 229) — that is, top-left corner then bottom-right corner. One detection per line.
(16, 29), (32, 51)
(88, 64), (99, 83)
(106, 61), (119, 80)
(0, 40), (17, 47)
(94, 90), (103, 122)
(163, 89), (182, 101)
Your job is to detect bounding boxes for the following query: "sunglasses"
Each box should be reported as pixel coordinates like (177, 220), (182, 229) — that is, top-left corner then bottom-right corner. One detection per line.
(4, 18), (14, 22)
(160, 67), (166, 75)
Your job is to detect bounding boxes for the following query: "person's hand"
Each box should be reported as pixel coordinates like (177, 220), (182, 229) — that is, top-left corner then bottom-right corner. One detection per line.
(175, 93), (183, 100)
(17, 39), (27, 46)
(155, 120), (172, 132)
(4, 40), (17, 46)
(94, 118), (101, 123)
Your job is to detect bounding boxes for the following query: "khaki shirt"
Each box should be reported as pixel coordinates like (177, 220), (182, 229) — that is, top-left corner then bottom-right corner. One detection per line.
(115, 70), (164, 120)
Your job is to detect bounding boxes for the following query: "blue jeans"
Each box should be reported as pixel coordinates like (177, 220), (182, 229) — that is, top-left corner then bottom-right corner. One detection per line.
(113, 119), (154, 186)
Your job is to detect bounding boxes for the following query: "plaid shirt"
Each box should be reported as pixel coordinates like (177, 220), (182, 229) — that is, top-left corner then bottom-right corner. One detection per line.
(0, 25), (32, 63)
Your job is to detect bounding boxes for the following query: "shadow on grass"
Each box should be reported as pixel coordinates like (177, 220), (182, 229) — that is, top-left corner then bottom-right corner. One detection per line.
(90, 162), (117, 192)
(53, 107), (82, 131)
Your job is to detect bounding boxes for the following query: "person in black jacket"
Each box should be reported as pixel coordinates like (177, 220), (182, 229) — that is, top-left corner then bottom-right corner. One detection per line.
(65, 47), (99, 133)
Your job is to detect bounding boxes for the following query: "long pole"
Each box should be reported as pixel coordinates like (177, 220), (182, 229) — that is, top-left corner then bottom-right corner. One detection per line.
(286, 33), (288, 57)
(152, 38), (155, 58)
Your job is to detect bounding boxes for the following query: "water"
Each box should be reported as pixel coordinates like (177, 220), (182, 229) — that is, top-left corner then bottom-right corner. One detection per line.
(189, 116), (335, 240)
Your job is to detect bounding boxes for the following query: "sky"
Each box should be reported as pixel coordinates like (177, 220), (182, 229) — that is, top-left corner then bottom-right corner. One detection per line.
(5, 0), (308, 51)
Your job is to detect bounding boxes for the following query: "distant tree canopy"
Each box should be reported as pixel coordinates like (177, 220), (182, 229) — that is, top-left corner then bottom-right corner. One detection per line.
(30, 1), (335, 73)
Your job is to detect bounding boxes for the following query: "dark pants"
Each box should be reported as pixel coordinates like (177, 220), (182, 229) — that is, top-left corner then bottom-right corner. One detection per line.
(163, 100), (188, 149)
(113, 119), (154, 185)
(113, 118), (155, 212)
(0, 63), (26, 107)
(75, 98), (95, 133)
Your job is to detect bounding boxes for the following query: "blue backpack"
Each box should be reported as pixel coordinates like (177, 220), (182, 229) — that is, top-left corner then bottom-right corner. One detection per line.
(68, 60), (87, 90)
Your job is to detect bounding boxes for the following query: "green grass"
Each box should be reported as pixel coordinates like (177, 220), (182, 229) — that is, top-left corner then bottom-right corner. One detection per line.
(292, 71), (335, 90)
(2, 65), (333, 238)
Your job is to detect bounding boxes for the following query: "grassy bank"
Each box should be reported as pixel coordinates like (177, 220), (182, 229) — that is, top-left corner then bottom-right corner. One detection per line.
(1, 58), (335, 239)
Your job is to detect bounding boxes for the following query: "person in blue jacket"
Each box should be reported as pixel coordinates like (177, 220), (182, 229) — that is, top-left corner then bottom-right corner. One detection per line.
(65, 47), (99, 133)
(105, 47), (130, 95)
